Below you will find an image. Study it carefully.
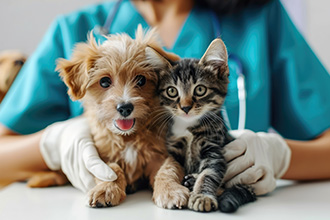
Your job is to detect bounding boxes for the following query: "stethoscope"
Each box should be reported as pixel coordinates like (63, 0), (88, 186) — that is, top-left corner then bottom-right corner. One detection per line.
(93, 0), (247, 130)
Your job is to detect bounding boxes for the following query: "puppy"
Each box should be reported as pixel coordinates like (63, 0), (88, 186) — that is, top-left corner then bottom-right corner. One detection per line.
(0, 50), (26, 103)
(55, 26), (189, 208)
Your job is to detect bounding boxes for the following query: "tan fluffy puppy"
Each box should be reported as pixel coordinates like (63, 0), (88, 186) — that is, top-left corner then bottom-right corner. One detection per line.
(0, 50), (26, 102)
(56, 26), (189, 209)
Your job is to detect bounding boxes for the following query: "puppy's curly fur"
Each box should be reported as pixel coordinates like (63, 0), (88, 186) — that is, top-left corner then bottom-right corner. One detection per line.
(53, 26), (189, 208)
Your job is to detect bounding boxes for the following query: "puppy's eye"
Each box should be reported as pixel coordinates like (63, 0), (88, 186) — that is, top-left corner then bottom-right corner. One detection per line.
(194, 85), (207, 96)
(166, 86), (178, 98)
(135, 75), (146, 87)
(99, 77), (111, 88)
(14, 60), (25, 66)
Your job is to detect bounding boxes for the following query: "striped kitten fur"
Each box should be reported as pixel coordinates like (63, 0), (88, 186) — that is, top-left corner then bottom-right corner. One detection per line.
(150, 38), (256, 213)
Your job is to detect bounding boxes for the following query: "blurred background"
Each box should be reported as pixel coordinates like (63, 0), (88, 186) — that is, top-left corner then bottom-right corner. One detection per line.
(0, 0), (329, 71)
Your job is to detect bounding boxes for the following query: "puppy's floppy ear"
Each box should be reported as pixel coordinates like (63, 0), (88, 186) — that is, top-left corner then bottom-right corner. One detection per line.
(199, 38), (229, 78)
(56, 33), (100, 100)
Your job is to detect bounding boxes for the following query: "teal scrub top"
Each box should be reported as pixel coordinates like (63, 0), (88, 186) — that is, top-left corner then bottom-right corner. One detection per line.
(0, 0), (329, 140)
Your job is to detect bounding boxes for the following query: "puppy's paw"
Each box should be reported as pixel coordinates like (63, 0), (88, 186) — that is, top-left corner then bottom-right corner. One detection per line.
(153, 183), (189, 209)
(182, 173), (198, 191)
(88, 182), (126, 208)
(188, 192), (218, 212)
(27, 171), (68, 188)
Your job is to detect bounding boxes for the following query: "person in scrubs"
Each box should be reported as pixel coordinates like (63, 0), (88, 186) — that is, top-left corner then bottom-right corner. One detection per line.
(0, 0), (329, 195)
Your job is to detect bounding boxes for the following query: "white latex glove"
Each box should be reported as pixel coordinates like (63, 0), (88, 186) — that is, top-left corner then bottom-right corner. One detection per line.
(40, 116), (117, 193)
(223, 129), (291, 195)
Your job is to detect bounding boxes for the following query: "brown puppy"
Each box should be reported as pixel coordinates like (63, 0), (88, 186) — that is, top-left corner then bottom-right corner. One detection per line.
(55, 26), (189, 209)
(0, 50), (26, 103)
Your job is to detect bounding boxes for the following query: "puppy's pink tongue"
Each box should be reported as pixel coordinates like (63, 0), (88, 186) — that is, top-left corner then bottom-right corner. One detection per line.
(116, 119), (134, 131)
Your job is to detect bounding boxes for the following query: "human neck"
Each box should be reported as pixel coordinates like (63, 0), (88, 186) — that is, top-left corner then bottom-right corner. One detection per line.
(133, 0), (193, 25)
(132, 0), (194, 48)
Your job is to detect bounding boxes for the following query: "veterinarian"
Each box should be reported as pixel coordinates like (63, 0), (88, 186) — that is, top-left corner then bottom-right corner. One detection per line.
(0, 0), (330, 196)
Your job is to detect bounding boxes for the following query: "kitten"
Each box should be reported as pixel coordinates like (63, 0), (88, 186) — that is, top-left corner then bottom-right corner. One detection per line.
(150, 38), (256, 213)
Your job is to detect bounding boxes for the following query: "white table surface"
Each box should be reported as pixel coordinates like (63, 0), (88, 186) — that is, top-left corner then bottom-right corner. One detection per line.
(0, 180), (329, 220)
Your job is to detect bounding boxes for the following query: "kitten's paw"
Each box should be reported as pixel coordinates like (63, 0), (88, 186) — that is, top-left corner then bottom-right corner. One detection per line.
(188, 192), (218, 212)
(218, 199), (238, 213)
(88, 182), (126, 208)
(182, 173), (198, 191)
(153, 183), (189, 209)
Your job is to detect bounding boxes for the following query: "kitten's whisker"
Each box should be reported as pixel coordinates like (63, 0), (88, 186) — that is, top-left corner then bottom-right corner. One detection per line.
(157, 114), (173, 137)
(208, 111), (225, 126)
(204, 112), (225, 138)
(147, 111), (171, 130)
(203, 116), (219, 137)
(148, 108), (172, 132)
(201, 116), (212, 136)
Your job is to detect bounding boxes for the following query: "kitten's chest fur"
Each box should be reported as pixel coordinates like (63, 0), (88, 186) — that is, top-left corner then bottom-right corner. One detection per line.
(167, 114), (229, 174)
(171, 117), (198, 145)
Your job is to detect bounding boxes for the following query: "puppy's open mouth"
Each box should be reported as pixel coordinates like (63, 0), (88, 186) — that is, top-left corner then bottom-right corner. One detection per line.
(114, 119), (135, 131)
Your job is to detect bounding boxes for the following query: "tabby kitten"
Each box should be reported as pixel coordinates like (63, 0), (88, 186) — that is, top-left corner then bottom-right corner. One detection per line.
(151, 38), (256, 213)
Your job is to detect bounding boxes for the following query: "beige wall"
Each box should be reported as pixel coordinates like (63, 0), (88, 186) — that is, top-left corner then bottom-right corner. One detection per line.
(0, 0), (329, 70)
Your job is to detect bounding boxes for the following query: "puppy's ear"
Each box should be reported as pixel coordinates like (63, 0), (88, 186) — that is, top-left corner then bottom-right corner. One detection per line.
(199, 38), (229, 79)
(56, 33), (99, 100)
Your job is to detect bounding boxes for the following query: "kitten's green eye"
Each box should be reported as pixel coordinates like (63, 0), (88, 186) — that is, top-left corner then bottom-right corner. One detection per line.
(194, 85), (207, 96)
(166, 87), (178, 98)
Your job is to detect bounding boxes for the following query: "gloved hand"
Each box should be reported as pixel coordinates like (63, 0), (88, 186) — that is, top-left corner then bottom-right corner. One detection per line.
(40, 116), (117, 192)
(223, 129), (291, 195)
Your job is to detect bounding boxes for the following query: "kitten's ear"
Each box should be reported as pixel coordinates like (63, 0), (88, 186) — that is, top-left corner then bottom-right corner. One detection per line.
(56, 32), (100, 100)
(145, 46), (174, 69)
(200, 38), (228, 64)
(199, 38), (229, 78)
(199, 38), (228, 64)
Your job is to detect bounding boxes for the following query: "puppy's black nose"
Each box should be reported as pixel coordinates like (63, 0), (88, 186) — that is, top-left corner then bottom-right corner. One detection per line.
(181, 106), (192, 114)
(117, 103), (134, 117)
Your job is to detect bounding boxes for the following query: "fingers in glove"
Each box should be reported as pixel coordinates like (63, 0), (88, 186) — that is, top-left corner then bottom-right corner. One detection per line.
(83, 143), (118, 182)
(225, 166), (276, 196)
(78, 165), (96, 193)
(223, 139), (247, 162)
(225, 166), (264, 188)
(223, 152), (254, 182)
(251, 171), (276, 196)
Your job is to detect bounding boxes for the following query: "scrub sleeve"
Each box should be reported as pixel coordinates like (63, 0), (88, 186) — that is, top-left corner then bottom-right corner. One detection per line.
(268, 1), (330, 140)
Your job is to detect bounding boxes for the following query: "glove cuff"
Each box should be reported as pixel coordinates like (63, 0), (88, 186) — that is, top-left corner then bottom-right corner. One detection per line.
(275, 137), (291, 179)
(39, 123), (63, 171)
